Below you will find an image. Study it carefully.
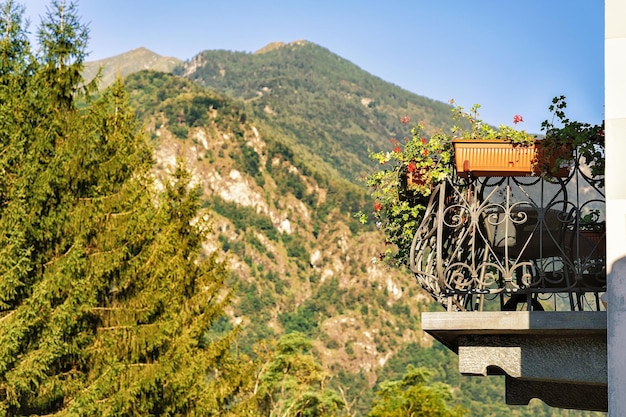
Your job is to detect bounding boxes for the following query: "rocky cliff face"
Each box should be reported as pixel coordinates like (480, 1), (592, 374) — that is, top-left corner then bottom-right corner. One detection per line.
(132, 76), (432, 383)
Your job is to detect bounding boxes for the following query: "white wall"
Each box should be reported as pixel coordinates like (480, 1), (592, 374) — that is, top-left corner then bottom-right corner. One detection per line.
(605, 0), (626, 414)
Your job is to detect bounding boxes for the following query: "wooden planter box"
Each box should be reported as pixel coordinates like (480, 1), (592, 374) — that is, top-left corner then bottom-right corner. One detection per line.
(452, 139), (572, 178)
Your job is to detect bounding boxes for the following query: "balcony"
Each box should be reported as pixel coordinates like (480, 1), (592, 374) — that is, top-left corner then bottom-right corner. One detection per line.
(414, 150), (607, 411)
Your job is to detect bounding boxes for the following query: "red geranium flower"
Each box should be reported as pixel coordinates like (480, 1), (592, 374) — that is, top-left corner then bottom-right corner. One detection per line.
(407, 161), (417, 172)
(393, 145), (401, 153)
(374, 201), (382, 212)
(400, 116), (410, 124)
(421, 137), (427, 144)
(513, 114), (524, 124)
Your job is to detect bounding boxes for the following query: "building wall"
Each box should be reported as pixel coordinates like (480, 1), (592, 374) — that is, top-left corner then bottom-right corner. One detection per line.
(605, 0), (626, 414)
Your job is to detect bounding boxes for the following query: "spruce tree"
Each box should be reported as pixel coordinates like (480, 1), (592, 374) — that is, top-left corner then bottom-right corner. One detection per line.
(0, 2), (254, 415)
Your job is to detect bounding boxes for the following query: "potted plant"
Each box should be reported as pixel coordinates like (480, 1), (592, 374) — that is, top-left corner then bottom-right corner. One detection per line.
(357, 118), (454, 266)
(449, 100), (575, 178)
(579, 209), (604, 231)
(358, 101), (545, 266)
(540, 96), (605, 186)
(572, 208), (606, 257)
(358, 97), (604, 268)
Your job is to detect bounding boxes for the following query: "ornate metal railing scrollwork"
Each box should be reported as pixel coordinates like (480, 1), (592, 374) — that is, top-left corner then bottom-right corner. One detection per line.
(410, 151), (606, 312)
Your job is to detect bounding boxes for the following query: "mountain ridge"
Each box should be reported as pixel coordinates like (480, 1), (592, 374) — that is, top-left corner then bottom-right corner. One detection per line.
(176, 40), (454, 182)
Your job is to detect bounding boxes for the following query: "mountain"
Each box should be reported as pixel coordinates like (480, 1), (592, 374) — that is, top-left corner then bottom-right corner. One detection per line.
(85, 45), (602, 416)
(121, 70), (429, 414)
(83, 47), (181, 88)
(176, 40), (454, 182)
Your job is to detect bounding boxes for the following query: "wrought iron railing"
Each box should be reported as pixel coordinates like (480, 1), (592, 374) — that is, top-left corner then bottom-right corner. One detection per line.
(410, 151), (605, 312)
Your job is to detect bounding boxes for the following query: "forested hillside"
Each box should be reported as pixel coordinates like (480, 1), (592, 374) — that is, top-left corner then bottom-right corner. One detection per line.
(177, 40), (454, 182)
(0, 0), (605, 415)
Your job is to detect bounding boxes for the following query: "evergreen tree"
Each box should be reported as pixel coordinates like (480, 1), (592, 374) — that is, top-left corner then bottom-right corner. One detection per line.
(0, 2), (254, 415)
(36, 0), (89, 108)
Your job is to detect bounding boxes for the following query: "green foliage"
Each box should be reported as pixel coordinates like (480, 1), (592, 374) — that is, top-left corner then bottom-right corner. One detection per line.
(279, 304), (319, 334)
(124, 69), (245, 140)
(278, 278), (361, 338)
(367, 366), (466, 417)
(160, 93), (221, 138)
(252, 333), (348, 417)
(235, 141), (262, 179)
(282, 232), (309, 264)
(37, 0), (90, 107)
(207, 196), (278, 241)
(541, 95), (605, 185)
(238, 281), (276, 318)
(449, 100), (534, 144)
(264, 139), (309, 200)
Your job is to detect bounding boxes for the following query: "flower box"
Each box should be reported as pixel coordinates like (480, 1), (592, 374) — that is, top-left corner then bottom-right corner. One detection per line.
(452, 139), (572, 178)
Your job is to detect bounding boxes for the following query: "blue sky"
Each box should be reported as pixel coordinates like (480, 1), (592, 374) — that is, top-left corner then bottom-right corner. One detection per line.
(22, 0), (604, 132)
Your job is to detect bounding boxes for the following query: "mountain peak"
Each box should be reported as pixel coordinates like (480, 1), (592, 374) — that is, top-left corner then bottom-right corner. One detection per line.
(255, 40), (310, 54)
(84, 47), (182, 89)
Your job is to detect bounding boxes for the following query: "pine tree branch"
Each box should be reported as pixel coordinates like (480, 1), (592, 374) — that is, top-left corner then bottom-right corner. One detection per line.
(107, 210), (136, 218)
(77, 189), (124, 201)
(89, 306), (151, 311)
(0, 310), (15, 322)
(43, 242), (75, 266)
(97, 323), (159, 331)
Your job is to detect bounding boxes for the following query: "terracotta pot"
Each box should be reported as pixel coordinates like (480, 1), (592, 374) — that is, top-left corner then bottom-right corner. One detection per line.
(574, 229), (606, 257)
(406, 165), (430, 188)
(398, 163), (432, 205)
(452, 139), (572, 178)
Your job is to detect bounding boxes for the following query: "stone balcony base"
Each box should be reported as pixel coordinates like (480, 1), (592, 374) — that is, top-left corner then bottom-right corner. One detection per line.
(422, 311), (607, 411)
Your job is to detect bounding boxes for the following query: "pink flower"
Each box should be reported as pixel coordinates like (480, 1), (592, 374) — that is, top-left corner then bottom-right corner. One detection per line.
(400, 116), (410, 124)
(513, 114), (524, 124)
